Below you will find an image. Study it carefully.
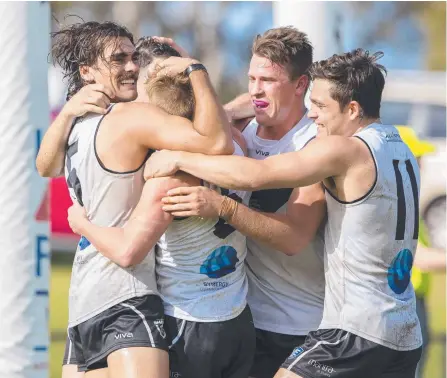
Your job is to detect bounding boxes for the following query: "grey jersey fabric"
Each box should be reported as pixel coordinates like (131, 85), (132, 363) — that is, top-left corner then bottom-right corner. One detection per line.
(156, 141), (250, 322)
(242, 114), (325, 335)
(65, 108), (157, 327)
(320, 123), (423, 351)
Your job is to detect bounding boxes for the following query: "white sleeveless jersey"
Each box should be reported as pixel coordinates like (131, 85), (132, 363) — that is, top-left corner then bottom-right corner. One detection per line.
(320, 123), (423, 351)
(65, 108), (157, 327)
(156, 141), (250, 322)
(242, 114), (325, 335)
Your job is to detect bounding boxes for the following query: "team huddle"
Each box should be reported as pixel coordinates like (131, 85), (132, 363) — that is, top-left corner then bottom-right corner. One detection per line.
(37, 20), (423, 378)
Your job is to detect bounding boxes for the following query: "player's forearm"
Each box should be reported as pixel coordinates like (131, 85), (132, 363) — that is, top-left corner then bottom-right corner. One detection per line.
(177, 152), (269, 191)
(414, 244), (446, 272)
(36, 111), (75, 177)
(189, 70), (233, 155)
(226, 205), (316, 256)
(224, 92), (254, 121)
(78, 220), (158, 268)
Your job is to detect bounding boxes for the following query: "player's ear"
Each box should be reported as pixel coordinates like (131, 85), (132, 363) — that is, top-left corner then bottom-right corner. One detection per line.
(295, 75), (309, 97)
(348, 101), (362, 121)
(80, 65), (94, 83)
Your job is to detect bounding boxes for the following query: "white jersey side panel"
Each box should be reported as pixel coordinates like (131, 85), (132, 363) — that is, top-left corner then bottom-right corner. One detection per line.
(156, 141), (249, 322)
(66, 109), (157, 327)
(320, 123), (423, 351)
(242, 115), (325, 335)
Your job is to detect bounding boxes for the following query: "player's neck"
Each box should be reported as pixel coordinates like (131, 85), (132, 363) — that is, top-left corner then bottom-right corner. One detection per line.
(258, 103), (307, 141)
(350, 117), (381, 136)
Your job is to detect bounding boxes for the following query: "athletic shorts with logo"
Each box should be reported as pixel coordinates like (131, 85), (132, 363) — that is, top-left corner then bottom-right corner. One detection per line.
(281, 328), (422, 378)
(249, 328), (306, 378)
(63, 295), (168, 372)
(166, 305), (256, 378)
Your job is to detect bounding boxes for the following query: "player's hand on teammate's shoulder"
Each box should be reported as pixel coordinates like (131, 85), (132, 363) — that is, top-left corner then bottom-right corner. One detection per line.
(144, 150), (182, 180)
(151, 36), (190, 58)
(67, 202), (88, 235)
(154, 56), (200, 78)
(161, 186), (224, 218)
(62, 84), (115, 118)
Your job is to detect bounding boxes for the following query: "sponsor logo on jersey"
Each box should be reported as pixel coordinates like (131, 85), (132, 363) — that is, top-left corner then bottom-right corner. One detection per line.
(388, 248), (413, 294)
(308, 359), (336, 376)
(115, 332), (133, 340)
(289, 346), (304, 359)
(78, 236), (91, 251)
(200, 245), (239, 279)
(385, 132), (402, 143)
(255, 149), (270, 156)
(154, 318), (166, 339)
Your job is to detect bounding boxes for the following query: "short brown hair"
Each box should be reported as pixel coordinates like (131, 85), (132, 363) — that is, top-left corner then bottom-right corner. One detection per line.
(252, 26), (313, 80)
(146, 74), (194, 120)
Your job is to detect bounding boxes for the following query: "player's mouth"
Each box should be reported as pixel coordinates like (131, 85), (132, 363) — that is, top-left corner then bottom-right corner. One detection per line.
(120, 79), (136, 87)
(253, 100), (269, 110)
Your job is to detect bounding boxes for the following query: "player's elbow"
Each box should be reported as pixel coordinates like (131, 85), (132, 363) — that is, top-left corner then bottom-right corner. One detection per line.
(117, 254), (141, 269)
(280, 235), (313, 256)
(208, 137), (234, 155)
(35, 158), (52, 177)
(36, 158), (62, 178)
(117, 247), (146, 268)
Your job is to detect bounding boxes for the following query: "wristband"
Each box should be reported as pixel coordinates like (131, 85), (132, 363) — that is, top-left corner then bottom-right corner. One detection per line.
(185, 63), (207, 76)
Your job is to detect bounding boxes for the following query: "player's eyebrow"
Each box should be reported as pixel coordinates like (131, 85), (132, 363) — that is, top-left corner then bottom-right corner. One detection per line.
(310, 98), (325, 107)
(110, 51), (131, 60)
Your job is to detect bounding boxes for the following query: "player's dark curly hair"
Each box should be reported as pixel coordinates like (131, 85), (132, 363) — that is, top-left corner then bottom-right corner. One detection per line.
(135, 37), (181, 68)
(309, 49), (387, 118)
(51, 21), (134, 100)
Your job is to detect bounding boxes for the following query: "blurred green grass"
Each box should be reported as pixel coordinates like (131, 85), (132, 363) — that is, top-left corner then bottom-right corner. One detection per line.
(50, 255), (72, 378)
(49, 255), (446, 378)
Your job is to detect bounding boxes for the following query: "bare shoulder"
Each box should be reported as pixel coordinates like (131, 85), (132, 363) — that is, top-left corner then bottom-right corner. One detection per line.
(111, 102), (163, 120)
(307, 135), (365, 156)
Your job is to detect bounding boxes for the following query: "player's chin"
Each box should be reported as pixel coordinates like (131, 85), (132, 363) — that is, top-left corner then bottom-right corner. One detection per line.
(115, 90), (138, 103)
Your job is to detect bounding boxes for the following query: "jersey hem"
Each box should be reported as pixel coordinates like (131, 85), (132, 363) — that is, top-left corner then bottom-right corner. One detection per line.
(319, 323), (423, 351)
(253, 321), (319, 336)
(68, 290), (158, 327)
(164, 302), (247, 323)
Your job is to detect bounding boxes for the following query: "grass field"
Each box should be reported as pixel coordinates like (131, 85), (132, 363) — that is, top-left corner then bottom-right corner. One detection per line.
(49, 256), (446, 378)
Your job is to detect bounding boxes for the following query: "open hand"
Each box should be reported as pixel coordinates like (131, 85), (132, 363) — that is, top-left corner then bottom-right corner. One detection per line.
(154, 56), (200, 78)
(63, 84), (115, 118)
(162, 186), (224, 218)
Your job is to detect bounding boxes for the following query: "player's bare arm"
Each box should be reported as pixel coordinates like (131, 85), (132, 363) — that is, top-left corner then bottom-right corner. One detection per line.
(163, 183), (325, 256)
(146, 135), (365, 191)
(224, 92), (255, 131)
(129, 56), (233, 154)
(36, 84), (114, 177)
(67, 172), (196, 268)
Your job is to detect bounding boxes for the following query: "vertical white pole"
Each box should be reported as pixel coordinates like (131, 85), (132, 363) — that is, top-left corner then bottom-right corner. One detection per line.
(273, 1), (344, 61)
(0, 2), (50, 378)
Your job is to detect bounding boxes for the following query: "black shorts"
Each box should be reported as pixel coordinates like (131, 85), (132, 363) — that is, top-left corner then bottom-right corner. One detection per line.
(281, 328), (422, 378)
(63, 294), (168, 372)
(249, 328), (307, 378)
(166, 305), (256, 378)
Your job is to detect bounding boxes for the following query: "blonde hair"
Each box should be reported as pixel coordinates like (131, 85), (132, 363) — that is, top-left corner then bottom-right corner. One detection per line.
(146, 74), (194, 120)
